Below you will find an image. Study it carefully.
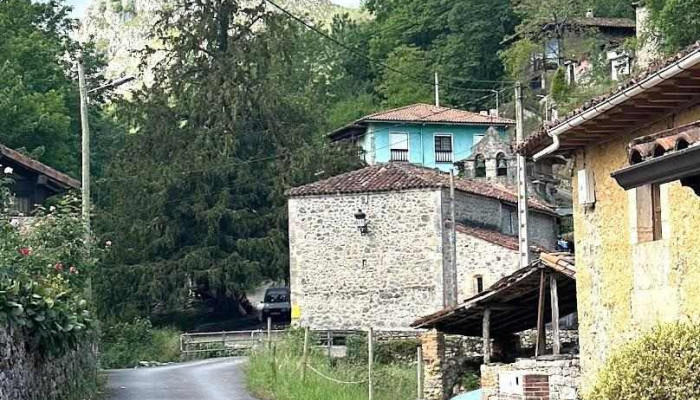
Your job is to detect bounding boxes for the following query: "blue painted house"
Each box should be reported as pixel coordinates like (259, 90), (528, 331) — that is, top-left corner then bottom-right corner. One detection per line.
(329, 103), (515, 172)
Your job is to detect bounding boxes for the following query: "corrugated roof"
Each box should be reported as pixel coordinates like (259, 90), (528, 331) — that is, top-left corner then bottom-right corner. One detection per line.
(287, 163), (555, 214)
(0, 144), (80, 189)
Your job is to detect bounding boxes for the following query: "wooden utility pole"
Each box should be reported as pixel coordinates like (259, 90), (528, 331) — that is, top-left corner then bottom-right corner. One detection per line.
(368, 328), (374, 400)
(535, 270), (547, 357)
(77, 60), (90, 233)
(449, 170), (458, 306)
(515, 82), (530, 269)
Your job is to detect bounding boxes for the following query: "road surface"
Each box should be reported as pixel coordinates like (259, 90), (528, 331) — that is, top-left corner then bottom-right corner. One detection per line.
(105, 357), (258, 400)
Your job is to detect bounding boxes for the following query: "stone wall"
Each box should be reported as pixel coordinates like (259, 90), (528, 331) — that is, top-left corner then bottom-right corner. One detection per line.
(572, 102), (700, 389)
(0, 324), (97, 400)
(481, 357), (581, 400)
(289, 189), (446, 330)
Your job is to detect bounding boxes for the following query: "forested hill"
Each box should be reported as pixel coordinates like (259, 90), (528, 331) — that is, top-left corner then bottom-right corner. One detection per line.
(82, 0), (367, 83)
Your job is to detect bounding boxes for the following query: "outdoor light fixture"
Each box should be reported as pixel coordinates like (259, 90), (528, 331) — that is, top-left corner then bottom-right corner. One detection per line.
(354, 209), (369, 236)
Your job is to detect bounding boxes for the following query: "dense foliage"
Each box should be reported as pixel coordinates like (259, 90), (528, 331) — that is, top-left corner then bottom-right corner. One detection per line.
(647, 0), (700, 52)
(100, 317), (180, 368)
(0, 0), (110, 177)
(94, 1), (362, 322)
(0, 175), (98, 356)
(587, 322), (700, 400)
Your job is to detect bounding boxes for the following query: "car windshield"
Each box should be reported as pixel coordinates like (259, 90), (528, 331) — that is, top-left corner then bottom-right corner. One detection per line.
(265, 292), (288, 303)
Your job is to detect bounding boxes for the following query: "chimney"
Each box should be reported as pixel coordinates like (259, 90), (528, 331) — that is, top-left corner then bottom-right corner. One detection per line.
(480, 111), (489, 116)
(635, 1), (661, 69)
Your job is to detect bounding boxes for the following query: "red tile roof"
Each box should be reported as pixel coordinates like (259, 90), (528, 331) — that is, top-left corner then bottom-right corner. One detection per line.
(455, 224), (519, 251)
(287, 163), (555, 214)
(362, 103), (515, 125)
(0, 144), (79, 189)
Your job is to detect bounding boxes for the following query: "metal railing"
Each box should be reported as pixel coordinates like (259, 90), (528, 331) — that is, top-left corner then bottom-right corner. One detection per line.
(390, 149), (409, 162)
(435, 151), (453, 163)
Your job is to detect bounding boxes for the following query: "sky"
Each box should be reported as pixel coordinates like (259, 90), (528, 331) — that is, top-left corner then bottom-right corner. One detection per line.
(66, 0), (361, 17)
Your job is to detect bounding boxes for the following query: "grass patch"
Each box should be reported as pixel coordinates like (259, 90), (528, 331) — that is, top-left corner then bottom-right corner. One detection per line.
(100, 318), (181, 369)
(247, 330), (417, 400)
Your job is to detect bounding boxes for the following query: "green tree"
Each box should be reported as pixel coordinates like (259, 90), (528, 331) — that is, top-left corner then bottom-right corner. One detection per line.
(550, 67), (570, 103)
(647, 0), (700, 52)
(0, 0), (107, 176)
(377, 45), (434, 107)
(95, 1), (361, 322)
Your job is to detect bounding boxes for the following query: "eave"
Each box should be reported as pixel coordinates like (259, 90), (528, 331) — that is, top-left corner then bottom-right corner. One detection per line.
(611, 144), (700, 194)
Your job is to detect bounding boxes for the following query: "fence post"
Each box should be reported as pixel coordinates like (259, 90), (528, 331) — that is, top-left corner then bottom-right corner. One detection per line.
(368, 327), (374, 400)
(302, 327), (310, 382)
(222, 331), (227, 355)
(271, 343), (277, 382)
(267, 316), (272, 350)
(327, 331), (333, 360)
(417, 345), (424, 400)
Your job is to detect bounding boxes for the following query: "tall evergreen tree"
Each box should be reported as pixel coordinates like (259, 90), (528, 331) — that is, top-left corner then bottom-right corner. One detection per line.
(95, 0), (360, 322)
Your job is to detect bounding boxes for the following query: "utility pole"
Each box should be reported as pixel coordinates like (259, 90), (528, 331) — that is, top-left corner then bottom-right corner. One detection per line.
(490, 89), (500, 117)
(78, 60), (91, 233)
(449, 170), (458, 306)
(515, 82), (530, 269)
(434, 72), (440, 107)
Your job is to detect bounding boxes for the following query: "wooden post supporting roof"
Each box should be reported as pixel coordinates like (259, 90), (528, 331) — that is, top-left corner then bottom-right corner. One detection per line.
(550, 274), (561, 355)
(535, 270), (547, 357)
(483, 308), (491, 364)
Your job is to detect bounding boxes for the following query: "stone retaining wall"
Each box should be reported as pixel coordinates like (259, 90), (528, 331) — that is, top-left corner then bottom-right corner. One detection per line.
(0, 323), (98, 400)
(481, 357), (581, 400)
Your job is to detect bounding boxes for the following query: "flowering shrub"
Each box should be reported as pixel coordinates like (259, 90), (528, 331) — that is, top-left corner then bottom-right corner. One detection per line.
(0, 184), (99, 356)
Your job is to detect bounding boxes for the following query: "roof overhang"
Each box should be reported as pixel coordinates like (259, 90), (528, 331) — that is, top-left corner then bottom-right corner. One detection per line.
(519, 46), (700, 158)
(0, 145), (80, 190)
(412, 254), (576, 336)
(612, 144), (700, 194)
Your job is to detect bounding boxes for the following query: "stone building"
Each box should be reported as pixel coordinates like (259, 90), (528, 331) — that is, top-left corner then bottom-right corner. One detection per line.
(518, 42), (700, 390)
(286, 163), (558, 330)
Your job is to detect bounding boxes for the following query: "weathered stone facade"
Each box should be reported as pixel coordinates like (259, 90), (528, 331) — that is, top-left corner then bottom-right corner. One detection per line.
(481, 357), (581, 400)
(0, 324), (98, 400)
(572, 102), (700, 390)
(289, 185), (558, 330)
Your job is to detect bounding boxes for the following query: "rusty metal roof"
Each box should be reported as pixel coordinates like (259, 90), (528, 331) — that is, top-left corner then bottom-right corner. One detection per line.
(287, 163), (555, 214)
(0, 144), (80, 190)
(412, 253), (576, 336)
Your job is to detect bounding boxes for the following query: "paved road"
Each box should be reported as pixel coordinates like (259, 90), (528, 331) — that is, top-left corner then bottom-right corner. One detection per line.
(106, 358), (258, 400)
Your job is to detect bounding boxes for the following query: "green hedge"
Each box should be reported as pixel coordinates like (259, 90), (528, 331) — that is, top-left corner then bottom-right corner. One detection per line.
(346, 334), (419, 365)
(587, 322), (700, 400)
(100, 318), (181, 369)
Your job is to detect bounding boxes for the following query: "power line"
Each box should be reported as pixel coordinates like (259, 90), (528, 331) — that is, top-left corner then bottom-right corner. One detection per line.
(263, 0), (514, 91)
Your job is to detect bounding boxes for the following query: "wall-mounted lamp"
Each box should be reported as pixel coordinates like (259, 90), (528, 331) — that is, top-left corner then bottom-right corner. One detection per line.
(354, 209), (369, 236)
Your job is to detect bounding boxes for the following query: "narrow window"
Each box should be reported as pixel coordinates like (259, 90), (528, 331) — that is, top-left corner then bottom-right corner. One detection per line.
(475, 154), (486, 178)
(434, 135), (453, 163)
(636, 183), (663, 242)
(474, 276), (484, 294)
(389, 132), (409, 162)
(496, 153), (508, 177)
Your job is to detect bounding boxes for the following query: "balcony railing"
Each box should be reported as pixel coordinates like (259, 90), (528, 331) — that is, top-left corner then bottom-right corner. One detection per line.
(390, 149), (409, 162)
(435, 151), (453, 163)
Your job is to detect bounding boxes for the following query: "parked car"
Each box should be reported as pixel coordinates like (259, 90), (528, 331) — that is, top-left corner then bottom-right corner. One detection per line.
(259, 287), (291, 324)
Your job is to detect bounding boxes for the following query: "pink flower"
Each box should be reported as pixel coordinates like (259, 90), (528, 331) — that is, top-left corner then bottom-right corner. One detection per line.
(54, 263), (64, 272)
(69, 266), (79, 275)
(19, 247), (31, 256)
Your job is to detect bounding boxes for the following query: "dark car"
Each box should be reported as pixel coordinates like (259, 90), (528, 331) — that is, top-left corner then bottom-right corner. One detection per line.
(260, 287), (291, 324)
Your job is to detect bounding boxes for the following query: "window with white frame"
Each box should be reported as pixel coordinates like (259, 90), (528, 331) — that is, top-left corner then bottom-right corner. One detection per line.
(434, 134), (453, 163)
(389, 132), (409, 162)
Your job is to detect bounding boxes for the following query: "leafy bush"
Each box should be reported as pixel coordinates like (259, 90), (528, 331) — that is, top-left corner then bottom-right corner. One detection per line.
(0, 183), (99, 356)
(587, 322), (700, 400)
(346, 334), (420, 365)
(100, 318), (181, 368)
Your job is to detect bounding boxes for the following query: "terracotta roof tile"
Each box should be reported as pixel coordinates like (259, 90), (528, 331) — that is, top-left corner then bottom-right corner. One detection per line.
(455, 223), (519, 250)
(287, 163), (555, 214)
(518, 41), (700, 156)
(628, 120), (700, 164)
(362, 103), (515, 125)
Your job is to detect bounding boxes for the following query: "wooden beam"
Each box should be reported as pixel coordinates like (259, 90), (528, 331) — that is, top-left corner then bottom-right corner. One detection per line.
(535, 270), (546, 357)
(550, 275), (561, 355)
(483, 308), (491, 364)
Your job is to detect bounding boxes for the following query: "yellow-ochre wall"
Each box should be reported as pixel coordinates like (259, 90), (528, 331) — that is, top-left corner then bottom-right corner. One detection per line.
(573, 103), (700, 391)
